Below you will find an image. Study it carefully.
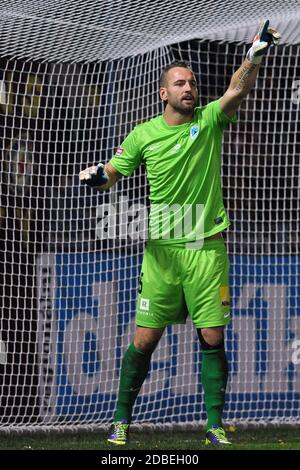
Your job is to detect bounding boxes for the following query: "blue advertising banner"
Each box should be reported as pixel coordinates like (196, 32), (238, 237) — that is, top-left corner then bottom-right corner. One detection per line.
(37, 252), (300, 423)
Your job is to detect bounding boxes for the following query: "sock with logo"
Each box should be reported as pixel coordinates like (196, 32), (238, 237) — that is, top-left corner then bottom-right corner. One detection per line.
(114, 342), (152, 423)
(201, 347), (228, 430)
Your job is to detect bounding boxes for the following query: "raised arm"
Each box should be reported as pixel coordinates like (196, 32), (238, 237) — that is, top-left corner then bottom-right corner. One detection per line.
(79, 162), (122, 191)
(220, 20), (281, 118)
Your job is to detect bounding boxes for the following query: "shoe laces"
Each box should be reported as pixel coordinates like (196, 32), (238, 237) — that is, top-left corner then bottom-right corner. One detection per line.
(210, 426), (227, 440)
(113, 421), (128, 439)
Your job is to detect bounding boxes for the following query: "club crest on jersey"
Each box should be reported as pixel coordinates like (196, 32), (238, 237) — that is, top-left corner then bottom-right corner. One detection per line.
(116, 147), (124, 156)
(190, 125), (199, 140)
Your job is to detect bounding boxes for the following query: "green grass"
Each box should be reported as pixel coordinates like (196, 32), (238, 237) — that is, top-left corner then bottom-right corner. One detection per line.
(0, 427), (300, 450)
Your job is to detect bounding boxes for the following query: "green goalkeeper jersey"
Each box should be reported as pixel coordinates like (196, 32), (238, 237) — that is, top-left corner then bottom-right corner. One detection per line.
(110, 98), (237, 246)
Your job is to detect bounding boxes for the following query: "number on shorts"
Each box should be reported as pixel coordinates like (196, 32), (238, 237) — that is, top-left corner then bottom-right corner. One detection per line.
(138, 272), (144, 294)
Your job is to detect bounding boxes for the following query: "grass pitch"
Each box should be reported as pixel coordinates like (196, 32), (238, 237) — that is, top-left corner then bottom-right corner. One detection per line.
(0, 427), (300, 450)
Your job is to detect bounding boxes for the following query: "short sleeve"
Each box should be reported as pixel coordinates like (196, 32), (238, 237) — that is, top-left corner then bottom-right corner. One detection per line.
(109, 127), (142, 176)
(202, 98), (238, 129)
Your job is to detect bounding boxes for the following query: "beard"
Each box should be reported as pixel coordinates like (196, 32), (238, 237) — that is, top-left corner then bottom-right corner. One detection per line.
(167, 96), (197, 116)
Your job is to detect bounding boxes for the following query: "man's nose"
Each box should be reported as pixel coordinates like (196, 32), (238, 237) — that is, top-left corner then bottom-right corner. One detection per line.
(183, 81), (192, 91)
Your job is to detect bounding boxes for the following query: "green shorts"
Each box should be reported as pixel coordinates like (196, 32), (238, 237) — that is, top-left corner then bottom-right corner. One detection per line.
(136, 239), (230, 329)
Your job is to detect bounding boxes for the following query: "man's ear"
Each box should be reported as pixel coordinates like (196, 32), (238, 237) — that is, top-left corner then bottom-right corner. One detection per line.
(160, 87), (167, 102)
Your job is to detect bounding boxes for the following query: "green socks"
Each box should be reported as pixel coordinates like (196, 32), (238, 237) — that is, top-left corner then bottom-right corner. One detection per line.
(114, 342), (152, 423)
(201, 347), (228, 430)
(114, 342), (228, 428)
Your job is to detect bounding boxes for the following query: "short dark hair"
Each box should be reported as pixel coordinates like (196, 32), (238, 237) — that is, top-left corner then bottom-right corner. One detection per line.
(159, 61), (192, 87)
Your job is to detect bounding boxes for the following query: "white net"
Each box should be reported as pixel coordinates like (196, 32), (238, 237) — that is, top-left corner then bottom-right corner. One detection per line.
(0, 1), (299, 433)
(0, 0), (300, 61)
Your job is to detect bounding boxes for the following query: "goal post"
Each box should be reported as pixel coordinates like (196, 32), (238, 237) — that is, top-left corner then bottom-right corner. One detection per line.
(0, 1), (299, 433)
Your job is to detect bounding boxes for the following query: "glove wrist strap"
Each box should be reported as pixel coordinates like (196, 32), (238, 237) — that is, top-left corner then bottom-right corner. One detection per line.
(246, 48), (263, 64)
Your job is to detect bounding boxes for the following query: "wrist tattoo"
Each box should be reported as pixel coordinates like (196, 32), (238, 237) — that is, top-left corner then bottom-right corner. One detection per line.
(235, 63), (258, 93)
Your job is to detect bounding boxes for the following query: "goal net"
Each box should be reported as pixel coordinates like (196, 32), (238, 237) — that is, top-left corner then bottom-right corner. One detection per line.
(0, 0), (299, 432)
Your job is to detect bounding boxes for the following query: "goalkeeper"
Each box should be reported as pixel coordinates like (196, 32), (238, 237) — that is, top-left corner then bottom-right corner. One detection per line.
(80, 20), (280, 446)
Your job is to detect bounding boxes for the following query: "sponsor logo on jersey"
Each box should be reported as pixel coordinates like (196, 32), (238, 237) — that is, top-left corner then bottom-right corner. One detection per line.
(116, 147), (124, 155)
(171, 143), (182, 154)
(147, 144), (162, 151)
(190, 125), (199, 140)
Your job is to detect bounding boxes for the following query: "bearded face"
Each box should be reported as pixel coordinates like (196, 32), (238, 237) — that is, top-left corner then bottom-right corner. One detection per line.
(159, 67), (198, 116)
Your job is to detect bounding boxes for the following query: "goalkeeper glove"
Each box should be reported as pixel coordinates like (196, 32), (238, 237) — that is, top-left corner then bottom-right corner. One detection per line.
(79, 163), (109, 187)
(246, 20), (281, 64)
